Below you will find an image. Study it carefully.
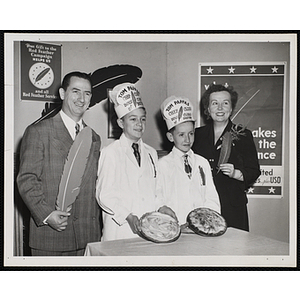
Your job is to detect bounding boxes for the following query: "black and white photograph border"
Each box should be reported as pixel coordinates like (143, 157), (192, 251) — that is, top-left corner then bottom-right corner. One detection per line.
(4, 32), (297, 268)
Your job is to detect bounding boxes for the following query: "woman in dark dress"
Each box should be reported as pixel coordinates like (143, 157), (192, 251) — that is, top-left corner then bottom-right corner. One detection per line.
(192, 84), (260, 231)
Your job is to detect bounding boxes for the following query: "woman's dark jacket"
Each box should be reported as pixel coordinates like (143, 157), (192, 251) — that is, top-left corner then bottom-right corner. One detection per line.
(192, 120), (261, 229)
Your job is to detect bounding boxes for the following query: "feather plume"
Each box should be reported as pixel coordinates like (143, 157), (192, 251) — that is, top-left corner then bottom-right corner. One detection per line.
(32, 102), (61, 125)
(131, 91), (137, 108)
(35, 67), (51, 83)
(89, 64), (142, 107)
(199, 166), (206, 185)
(217, 131), (232, 174)
(178, 106), (183, 121)
(55, 127), (93, 212)
(232, 89), (261, 122)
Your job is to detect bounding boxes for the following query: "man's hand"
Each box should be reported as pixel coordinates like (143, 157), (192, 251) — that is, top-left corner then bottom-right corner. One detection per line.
(46, 210), (71, 232)
(126, 213), (141, 234)
(158, 205), (178, 222)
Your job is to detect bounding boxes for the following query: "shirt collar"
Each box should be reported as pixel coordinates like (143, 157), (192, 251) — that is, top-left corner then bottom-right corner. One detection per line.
(172, 146), (193, 159)
(60, 110), (83, 126)
(120, 133), (142, 149)
(60, 110), (83, 139)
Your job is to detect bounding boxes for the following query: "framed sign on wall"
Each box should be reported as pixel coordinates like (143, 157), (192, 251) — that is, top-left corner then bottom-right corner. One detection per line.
(20, 41), (61, 102)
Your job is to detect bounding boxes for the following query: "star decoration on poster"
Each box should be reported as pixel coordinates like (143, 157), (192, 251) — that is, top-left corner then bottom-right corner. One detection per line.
(268, 187), (276, 194)
(245, 186), (281, 195)
(206, 67), (214, 74)
(201, 64), (284, 76)
(248, 187), (254, 193)
(228, 66), (235, 73)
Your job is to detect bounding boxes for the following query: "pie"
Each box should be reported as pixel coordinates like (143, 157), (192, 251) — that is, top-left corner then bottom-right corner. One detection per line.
(187, 207), (227, 237)
(140, 211), (181, 243)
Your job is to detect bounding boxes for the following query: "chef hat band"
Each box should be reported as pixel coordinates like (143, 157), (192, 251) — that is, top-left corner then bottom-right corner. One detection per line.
(161, 95), (195, 130)
(109, 83), (144, 118)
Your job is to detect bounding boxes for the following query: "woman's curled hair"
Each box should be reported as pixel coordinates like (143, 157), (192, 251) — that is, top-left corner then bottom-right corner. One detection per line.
(201, 84), (238, 119)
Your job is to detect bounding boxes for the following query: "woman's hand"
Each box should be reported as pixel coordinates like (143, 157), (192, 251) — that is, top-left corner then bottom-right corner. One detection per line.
(219, 163), (244, 181)
(219, 163), (235, 177)
(158, 205), (178, 222)
(126, 213), (141, 234)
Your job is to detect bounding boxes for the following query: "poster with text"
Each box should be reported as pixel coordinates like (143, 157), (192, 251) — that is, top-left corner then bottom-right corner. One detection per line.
(199, 62), (286, 198)
(20, 41), (61, 101)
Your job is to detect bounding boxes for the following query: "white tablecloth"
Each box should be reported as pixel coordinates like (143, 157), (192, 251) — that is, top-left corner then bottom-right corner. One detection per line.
(84, 228), (289, 256)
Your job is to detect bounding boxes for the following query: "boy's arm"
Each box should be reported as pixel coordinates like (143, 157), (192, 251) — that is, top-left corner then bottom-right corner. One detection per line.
(156, 158), (178, 221)
(96, 148), (131, 225)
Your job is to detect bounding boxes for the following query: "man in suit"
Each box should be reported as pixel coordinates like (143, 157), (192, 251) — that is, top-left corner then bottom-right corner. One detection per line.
(17, 71), (102, 256)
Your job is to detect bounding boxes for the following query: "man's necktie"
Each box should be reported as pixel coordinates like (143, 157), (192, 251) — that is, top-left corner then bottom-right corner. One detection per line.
(75, 123), (80, 136)
(132, 143), (141, 166)
(184, 154), (192, 179)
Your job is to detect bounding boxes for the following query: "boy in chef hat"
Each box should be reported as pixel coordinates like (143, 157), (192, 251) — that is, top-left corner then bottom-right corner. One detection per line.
(157, 96), (220, 227)
(96, 83), (176, 241)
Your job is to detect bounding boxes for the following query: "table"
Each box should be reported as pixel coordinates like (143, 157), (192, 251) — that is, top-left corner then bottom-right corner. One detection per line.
(84, 228), (289, 256)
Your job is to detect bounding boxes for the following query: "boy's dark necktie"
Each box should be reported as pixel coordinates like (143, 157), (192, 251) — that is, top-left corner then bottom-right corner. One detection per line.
(132, 143), (141, 166)
(184, 154), (192, 179)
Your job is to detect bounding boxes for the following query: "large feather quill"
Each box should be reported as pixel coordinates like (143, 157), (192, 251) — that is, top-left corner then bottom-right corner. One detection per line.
(216, 131), (232, 174)
(89, 64), (142, 107)
(32, 102), (62, 125)
(55, 127), (93, 212)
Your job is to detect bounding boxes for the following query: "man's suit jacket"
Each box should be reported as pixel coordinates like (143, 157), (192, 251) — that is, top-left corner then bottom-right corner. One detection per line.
(17, 113), (102, 252)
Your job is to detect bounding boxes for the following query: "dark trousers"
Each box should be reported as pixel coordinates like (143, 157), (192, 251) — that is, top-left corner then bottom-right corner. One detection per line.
(31, 248), (85, 256)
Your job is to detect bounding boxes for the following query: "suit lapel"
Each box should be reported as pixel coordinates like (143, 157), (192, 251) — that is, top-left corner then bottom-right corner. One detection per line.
(119, 134), (140, 168)
(50, 113), (73, 158)
(140, 141), (149, 169)
(138, 141), (155, 176)
(127, 145), (140, 168)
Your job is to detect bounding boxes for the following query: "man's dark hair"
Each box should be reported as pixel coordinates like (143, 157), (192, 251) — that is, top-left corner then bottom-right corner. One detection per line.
(61, 71), (92, 91)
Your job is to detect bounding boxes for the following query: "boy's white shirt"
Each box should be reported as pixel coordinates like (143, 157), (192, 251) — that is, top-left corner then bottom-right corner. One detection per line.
(96, 133), (159, 241)
(157, 146), (221, 225)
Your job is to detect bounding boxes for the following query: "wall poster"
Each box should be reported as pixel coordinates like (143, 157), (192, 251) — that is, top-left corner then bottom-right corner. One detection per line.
(20, 41), (61, 102)
(199, 62), (286, 198)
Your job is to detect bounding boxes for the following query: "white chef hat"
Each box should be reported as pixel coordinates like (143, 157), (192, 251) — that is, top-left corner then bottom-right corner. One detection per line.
(161, 95), (195, 130)
(109, 83), (144, 118)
